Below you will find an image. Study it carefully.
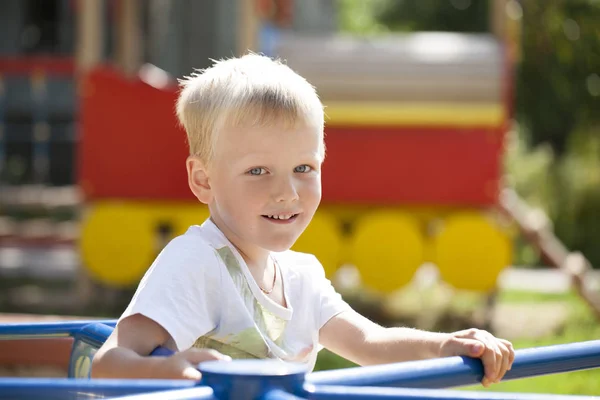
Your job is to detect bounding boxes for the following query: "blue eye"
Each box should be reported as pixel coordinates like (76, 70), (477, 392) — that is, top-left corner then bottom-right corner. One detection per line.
(294, 165), (312, 173)
(248, 167), (265, 175)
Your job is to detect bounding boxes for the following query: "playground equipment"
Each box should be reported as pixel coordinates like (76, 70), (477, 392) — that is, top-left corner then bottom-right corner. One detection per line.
(0, 1), (516, 294)
(499, 189), (600, 319)
(2, 0), (599, 320)
(0, 319), (599, 399)
(74, 0), (518, 295)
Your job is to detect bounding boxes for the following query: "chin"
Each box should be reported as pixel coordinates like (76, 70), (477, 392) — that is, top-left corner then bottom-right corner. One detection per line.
(267, 243), (294, 253)
(264, 238), (297, 253)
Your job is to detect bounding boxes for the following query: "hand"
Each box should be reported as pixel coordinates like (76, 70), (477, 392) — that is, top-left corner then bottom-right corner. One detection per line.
(439, 328), (515, 388)
(152, 348), (232, 380)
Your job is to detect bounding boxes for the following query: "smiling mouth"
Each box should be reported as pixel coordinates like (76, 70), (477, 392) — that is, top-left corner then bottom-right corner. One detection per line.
(262, 213), (299, 221)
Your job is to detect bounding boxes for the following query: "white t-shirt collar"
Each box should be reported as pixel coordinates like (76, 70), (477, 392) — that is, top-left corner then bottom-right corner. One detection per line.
(198, 218), (293, 319)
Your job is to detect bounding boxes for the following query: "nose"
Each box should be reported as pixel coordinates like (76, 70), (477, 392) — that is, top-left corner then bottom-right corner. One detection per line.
(273, 175), (299, 203)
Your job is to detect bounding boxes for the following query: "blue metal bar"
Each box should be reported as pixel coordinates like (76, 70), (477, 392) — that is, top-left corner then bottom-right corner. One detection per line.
(0, 319), (176, 379)
(0, 320), (117, 339)
(302, 384), (600, 400)
(68, 322), (117, 378)
(0, 378), (196, 400)
(150, 346), (176, 356)
(74, 322), (115, 347)
(107, 386), (217, 400)
(262, 389), (307, 400)
(307, 340), (600, 389)
(199, 359), (307, 400)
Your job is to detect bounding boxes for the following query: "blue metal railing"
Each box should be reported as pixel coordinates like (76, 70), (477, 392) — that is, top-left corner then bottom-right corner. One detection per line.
(0, 377), (197, 400)
(0, 320), (116, 378)
(0, 320), (599, 399)
(307, 340), (600, 389)
(299, 385), (599, 400)
(0, 320), (116, 339)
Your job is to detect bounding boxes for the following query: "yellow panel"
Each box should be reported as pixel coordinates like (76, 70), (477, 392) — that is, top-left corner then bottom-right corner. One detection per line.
(320, 204), (464, 228)
(432, 212), (512, 292)
(145, 203), (211, 237)
(292, 211), (343, 278)
(80, 202), (156, 287)
(134, 202), (210, 236)
(350, 212), (425, 293)
(324, 102), (504, 127)
(172, 206), (210, 236)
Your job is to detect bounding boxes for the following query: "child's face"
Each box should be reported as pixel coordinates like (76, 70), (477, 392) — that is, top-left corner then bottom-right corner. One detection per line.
(207, 120), (323, 259)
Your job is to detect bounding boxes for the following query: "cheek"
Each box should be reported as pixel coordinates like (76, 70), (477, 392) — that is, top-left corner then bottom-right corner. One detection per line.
(232, 181), (268, 209)
(300, 177), (322, 204)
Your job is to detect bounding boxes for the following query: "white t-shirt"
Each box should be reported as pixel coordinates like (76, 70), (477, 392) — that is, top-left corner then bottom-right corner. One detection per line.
(120, 218), (350, 371)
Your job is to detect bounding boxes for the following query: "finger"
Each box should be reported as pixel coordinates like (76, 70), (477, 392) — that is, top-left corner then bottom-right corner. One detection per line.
(473, 336), (499, 383)
(500, 339), (515, 370)
(451, 328), (478, 340)
(480, 348), (498, 383)
(462, 339), (485, 358)
(203, 349), (233, 361)
(491, 338), (513, 380)
(478, 333), (503, 383)
(481, 376), (492, 388)
(496, 341), (511, 382)
(440, 337), (483, 358)
(181, 366), (202, 380)
(184, 348), (232, 363)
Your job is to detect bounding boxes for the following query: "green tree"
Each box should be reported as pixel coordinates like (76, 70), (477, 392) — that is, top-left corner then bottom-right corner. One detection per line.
(375, 0), (489, 33)
(339, 0), (600, 154)
(516, 0), (600, 153)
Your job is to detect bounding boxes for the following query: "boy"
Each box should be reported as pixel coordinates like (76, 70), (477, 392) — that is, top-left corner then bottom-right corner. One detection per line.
(91, 54), (514, 387)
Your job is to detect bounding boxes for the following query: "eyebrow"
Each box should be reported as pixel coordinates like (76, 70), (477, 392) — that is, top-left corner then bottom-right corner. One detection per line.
(235, 151), (322, 165)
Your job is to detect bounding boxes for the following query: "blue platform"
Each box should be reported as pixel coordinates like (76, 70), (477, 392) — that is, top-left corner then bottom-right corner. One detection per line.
(0, 320), (599, 399)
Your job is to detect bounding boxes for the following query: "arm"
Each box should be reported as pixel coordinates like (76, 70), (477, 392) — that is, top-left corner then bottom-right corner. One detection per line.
(91, 236), (228, 380)
(319, 309), (445, 366)
(319, 309), (514, 387)
(92, 314), (229, 380)
(91, 314), (171, 379)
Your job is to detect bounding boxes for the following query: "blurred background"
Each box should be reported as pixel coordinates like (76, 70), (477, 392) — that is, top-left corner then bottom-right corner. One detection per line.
(0, 0), (598, 394)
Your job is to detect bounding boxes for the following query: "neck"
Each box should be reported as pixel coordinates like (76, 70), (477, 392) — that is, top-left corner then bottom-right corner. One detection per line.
(235, 244), (271, 272)
(209, 215), (270, 272)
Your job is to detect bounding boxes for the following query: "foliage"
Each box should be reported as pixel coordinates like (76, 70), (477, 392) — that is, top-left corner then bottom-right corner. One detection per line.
(504, 124), (600, 267)
(336, 0), (390, 35)
(515, 0), (600, 154)
(373, 0), (489, 33)
(551, 133), (600, 267)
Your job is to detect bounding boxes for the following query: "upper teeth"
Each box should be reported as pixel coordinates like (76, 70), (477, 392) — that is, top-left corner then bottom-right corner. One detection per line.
(268, 214), (293, 220)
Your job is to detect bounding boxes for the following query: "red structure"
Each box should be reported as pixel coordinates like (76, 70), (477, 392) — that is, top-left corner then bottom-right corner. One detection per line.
(78, 67), (508, 207)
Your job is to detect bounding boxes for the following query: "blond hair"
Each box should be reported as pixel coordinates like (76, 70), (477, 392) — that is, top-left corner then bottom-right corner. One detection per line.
(176, 53), (325, 164)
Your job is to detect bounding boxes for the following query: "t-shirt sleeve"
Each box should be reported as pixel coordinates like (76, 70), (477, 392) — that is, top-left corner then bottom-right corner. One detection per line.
(119, 235), (222, 351)
(309, 256), (351, 329)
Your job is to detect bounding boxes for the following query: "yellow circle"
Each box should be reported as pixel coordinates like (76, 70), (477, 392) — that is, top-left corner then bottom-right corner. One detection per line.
(350, 212), (424, 293)
(80, 203), (156, 287)
(432, 212), (512, 292)
(292, 211), (343, 278)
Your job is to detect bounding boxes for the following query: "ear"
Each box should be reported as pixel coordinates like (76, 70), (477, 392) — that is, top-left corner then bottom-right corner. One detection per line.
(186, 156), (213, 204)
